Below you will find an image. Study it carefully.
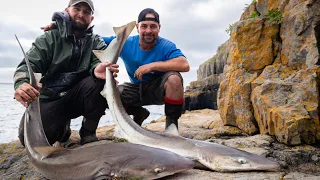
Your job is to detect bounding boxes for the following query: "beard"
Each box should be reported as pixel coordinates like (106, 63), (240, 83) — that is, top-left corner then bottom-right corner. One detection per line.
(71, 19), (89, 31)
(142, 33), (157, 44)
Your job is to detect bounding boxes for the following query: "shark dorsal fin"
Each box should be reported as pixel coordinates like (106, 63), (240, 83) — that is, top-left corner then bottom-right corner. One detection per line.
(163, 124), (180, 136)
(34, 146), (65, 160)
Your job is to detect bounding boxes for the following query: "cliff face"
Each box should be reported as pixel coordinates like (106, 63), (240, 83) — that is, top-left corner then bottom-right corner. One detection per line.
(186, 0), (320, 145)
(184, 41), (229, 111)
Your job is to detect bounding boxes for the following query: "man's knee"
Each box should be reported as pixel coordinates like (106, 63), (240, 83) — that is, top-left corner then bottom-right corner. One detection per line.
(82, 76), (105, 93)
(164, 74), (183, 90)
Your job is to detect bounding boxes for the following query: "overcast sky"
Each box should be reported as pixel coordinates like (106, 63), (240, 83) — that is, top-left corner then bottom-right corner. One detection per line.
(0, 0), (251, 85)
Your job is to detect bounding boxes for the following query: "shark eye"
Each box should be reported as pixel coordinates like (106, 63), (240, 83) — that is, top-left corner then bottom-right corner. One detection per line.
(154, 168), (163, 173)
(238, 158), (247, 164)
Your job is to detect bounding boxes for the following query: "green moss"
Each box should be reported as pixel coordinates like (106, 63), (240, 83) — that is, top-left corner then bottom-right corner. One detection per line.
(265, 9), (283, 24)
(0, 156), (6, 163)
(127, 177), (143, 180)
(225, 24), (233, 36)
(206, 56), (217, 64)
(10, 144), (16, 152)
(113, 138), (128, 143)
(247, 10), (260, 19)
(300, 16), (306, 24)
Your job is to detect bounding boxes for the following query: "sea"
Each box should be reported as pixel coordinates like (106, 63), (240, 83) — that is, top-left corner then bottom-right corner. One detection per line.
(0, 83), (164, 144)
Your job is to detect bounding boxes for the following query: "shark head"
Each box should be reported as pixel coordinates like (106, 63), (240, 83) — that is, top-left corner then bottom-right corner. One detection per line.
(196, 141), (280, 172)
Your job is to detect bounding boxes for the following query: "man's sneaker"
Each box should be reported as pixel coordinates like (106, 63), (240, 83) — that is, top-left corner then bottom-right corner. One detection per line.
(133, 107), (150, 126)
(79, 125), (98, 145)
(165, 116), (179, 129)
(80, 134), (98, 145)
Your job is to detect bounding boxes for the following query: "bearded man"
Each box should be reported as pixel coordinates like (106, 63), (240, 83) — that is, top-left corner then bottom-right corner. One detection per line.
(13, 0), (118, 146)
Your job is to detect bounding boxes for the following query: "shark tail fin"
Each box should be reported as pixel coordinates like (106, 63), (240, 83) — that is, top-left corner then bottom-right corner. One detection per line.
(92, 21), (136, 63)
(163, 124), (180, 136)
(34, 146), (65, 160)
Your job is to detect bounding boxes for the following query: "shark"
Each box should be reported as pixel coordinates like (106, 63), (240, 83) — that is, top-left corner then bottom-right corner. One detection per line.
(14, 21), (194, 180)
(93, 23), (280, 172)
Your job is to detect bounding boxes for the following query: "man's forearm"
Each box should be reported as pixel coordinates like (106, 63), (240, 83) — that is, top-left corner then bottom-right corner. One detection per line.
(151, 56), (190, 72)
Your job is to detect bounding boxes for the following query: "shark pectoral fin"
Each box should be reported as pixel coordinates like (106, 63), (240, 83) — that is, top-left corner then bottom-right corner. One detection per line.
(92, 50), (106, 62)
(100, 87), (107, 98)
(34, 73), (42, 84)
(34, 146), (65, 160)
(163, 124), (180, 136)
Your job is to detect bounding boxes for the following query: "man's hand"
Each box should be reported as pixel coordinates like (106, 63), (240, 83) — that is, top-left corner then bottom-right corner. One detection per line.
(14, 83), (42, 107)
(134, 64), (153, 80)
(94, 62), (119, 80)
(41, 22), (56, 31)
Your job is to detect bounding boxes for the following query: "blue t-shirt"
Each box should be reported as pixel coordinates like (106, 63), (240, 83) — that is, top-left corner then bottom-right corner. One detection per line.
(102, 35), (184, 84)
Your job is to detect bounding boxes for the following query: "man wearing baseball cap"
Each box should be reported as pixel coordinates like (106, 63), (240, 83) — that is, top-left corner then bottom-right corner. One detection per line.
(103, 8), (190, 130)
(41, 7), (189, 131)
(68, 0), (94, 13)
(14, 0), (119, 146)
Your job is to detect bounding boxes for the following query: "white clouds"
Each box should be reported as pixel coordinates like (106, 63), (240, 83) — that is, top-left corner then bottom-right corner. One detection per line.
(192, 1), (221, 20)
(93, 0), (170, 26)
(2, 1), (66, 27)
(0, 39), (33, 49)
(193, 0), (230, 21)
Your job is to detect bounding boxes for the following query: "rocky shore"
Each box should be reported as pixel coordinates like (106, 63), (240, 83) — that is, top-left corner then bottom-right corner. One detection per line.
(1, 110), (319, 179)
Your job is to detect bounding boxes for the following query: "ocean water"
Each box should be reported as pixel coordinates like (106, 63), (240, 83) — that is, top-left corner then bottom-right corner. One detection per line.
(0, 83), (164, 143)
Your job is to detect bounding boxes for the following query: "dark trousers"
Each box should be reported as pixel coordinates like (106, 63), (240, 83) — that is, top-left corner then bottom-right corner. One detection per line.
(119, 72), (183, 106)
(19, 76), (108, 145)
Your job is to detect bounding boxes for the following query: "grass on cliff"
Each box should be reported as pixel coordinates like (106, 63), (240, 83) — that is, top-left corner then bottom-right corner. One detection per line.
(225, 24), (233, 36)
(225, 7), (283, 36)
(248, 10), (260, 19)
(265, 9), (283, 24)
(246, 9), (282, 23)
(227, 1), (258, 36)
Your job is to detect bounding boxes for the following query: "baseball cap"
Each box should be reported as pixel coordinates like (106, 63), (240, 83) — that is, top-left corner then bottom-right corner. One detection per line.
(138, 8), (160, 23)
(68, 0), (94, 13)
